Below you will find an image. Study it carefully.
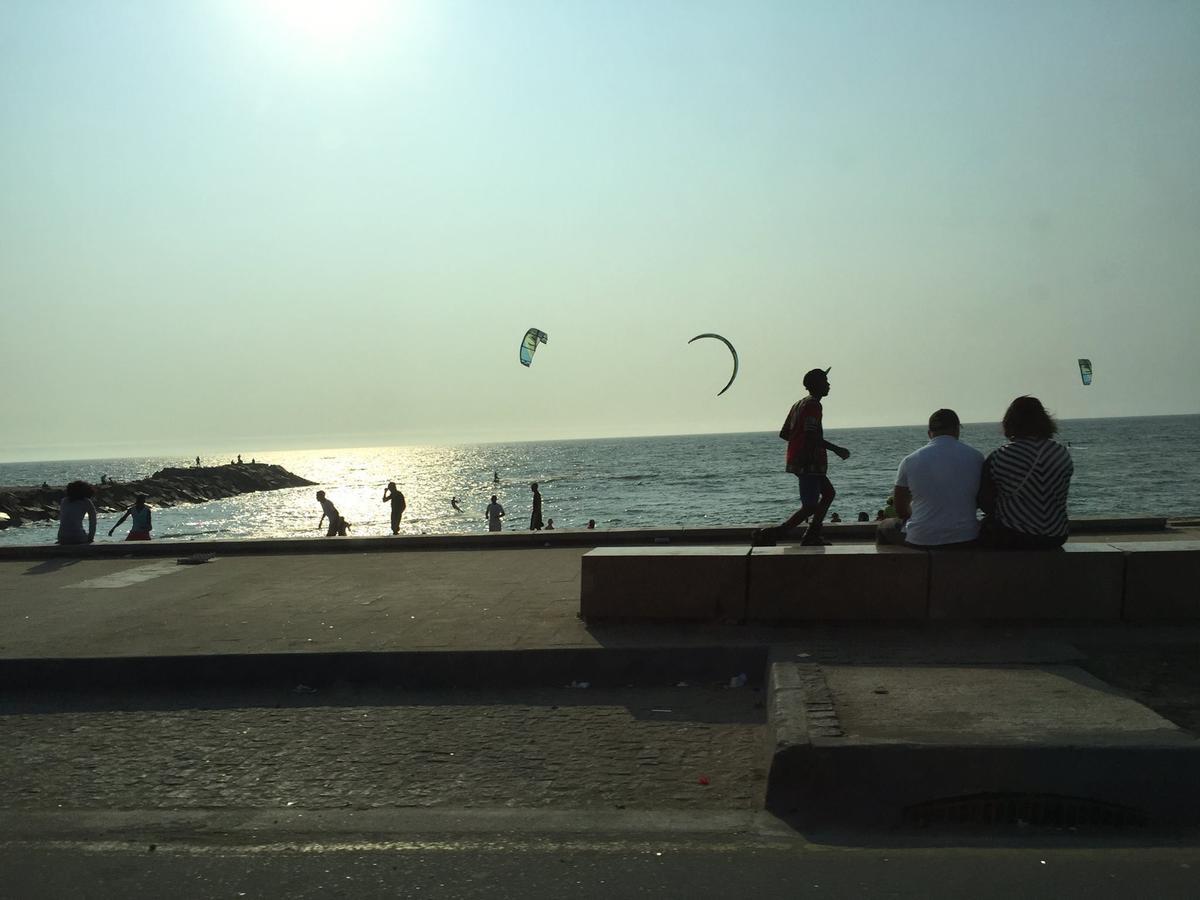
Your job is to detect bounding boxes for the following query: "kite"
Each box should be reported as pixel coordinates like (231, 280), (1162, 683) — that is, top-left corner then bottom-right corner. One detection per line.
(687, 333), (739, 396)
(520, 328), (548, 367)
(1078, 358), (1093, 386)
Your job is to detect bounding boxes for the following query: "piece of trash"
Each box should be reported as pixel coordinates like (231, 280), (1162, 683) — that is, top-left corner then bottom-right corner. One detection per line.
(568, 681), (590, 689)
(293, 684), (317, 694)
(675, 681), (689, 688)
(176, 553), (215, 565)
(729, 673), (748, 689)
(698, 775), (710, 786)
(651, 708), (673, 713)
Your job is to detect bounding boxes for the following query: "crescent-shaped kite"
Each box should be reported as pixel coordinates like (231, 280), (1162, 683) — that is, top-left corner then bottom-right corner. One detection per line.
(687, 333), (739, 396)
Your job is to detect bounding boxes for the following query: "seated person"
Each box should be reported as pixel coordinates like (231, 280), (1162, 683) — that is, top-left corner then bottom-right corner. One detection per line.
(977, 396), (1073, 549)
(877, 408), (983, 549)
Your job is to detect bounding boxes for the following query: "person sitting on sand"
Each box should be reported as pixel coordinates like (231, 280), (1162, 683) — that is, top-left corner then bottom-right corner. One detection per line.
(876, 408), (983, 549)
(382, 481), (406, 534)
(109, 494), (153, 541)
(316, 490), (347, 537)
(977, 396), (1073, 549)
(57, 480), (98, 545)
(545, 518), (554, 530)
(485, 495), (505, 532)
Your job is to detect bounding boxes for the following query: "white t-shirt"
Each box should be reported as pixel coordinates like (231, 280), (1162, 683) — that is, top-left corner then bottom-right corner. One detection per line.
(895, 435), (984, 546)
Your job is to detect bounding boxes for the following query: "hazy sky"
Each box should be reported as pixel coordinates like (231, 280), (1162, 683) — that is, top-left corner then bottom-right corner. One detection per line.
(3, 0), (1198, 461)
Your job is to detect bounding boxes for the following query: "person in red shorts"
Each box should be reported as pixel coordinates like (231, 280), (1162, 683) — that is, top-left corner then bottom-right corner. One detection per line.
(754, 367), (850, 546)
(109, 494), (152, 541)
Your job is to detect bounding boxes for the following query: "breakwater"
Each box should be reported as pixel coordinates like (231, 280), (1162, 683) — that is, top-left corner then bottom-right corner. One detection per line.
(0, 464), (315, 529)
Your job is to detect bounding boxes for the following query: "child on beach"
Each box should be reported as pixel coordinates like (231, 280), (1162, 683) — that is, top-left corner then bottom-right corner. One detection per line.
(316, 490), (347, 537)
(109, 494), (152, 541)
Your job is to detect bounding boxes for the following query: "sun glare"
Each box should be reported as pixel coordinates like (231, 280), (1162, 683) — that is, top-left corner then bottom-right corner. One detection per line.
(255, 0), (392, 56)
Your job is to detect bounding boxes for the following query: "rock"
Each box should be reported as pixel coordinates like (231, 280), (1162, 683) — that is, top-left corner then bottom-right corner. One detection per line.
(0, 464), (316, 528)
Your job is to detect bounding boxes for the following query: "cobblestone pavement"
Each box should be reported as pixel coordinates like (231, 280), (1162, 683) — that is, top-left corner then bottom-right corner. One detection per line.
(0, 686), (766, 812)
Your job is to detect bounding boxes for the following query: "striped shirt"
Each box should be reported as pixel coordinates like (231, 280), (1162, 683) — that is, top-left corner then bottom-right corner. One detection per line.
(986, 439), (1073, 537)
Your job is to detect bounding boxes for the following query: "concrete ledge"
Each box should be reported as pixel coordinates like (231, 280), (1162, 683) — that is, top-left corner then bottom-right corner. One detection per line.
(1113, 541), (1200, 621)
(580, 546), (749, 621)
(765, 662), (1200, 827)
(928, 544), (1124, 620)
(748, 546), (927, 622)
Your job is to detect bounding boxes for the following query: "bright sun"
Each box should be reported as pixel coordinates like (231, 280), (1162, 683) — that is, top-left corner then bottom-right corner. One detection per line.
(256, 0), (392, 55)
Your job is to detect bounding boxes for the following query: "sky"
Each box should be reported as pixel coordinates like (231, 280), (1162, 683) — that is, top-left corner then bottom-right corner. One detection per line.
(2, 0), (1198, 461)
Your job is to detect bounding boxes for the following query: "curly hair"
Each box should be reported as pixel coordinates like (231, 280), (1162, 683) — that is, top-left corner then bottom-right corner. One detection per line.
(65, 480), (95, 501)
(1002, 396), (1058, 440)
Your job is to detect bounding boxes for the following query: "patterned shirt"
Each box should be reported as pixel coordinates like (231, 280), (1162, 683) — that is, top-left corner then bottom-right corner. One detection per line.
(986, 438), (1073, 537)
(785, 397), (826, 475)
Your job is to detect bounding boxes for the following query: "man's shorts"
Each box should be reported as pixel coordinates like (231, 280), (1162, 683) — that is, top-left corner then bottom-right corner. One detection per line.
(126, 530), (151, 541)
(797, 474), (832, 507)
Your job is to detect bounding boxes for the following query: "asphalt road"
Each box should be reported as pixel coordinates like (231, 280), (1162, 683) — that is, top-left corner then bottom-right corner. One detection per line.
(3, 833), (1198, 899)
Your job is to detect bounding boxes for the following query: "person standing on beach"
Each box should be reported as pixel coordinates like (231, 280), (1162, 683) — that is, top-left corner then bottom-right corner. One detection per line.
(382, 481), (406, 534)
(755, 367), (850, 546)
(316, 490), (347, 537)
(109, 494), (153, 541)
(529, 482), (544, 530)
(485, 495), (505, 532)
(57, 480), (97, 545)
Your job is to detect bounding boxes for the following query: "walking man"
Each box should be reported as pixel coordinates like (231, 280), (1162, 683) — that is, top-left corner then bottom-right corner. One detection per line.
(755, 367), (850, 546)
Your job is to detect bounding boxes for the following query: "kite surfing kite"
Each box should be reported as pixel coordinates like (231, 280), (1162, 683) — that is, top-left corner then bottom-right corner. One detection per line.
(687, 333), (739, 396)
(1078, 358), (1093, 386)
(520, 328), (548, 367)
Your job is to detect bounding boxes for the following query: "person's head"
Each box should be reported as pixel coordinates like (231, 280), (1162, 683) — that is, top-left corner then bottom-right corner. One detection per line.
(134, 494), (146, 508)
(65, 480), (94, 502)
(857, 511), (869, 522)
(928, 408), (961, 439)
(387, 481), (396, 491)
(830, 513), (841, 522)
(530, 482), (538, 491)
(316, 490), (325, 500)
(490, 495), (498, 503)
(876, 509), (886, 520)
(1002, 396), (1057, 440)
(802, 367), (831, 398)
(587, 519), (596, 528)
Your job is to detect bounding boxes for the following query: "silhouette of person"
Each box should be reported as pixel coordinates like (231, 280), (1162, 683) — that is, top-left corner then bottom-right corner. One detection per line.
(195, 456), (201, 467)
(529, 482), (544, 530)
(830, 513), (842, 523)
(754, 368), (850, 546)
(451, 497), (462, 512)
(857, 511), (870, 522)
(586, 519), (596, 529)
(382, 481), (406, 534)
(109, 494), (152, 541)
(546, 518), (555, 530)
(485, 495), (505, 532)
(493, 469), (500, 484)
(237, 454), (243, 465)
(57, 480), (97, 545)
(316, 490), (347, 536)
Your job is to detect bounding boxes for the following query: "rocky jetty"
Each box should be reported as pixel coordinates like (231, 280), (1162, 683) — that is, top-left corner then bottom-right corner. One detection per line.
(0, 463), (316, 529)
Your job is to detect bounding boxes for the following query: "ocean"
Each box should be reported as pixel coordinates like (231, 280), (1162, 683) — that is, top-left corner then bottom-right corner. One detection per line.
(1, 415), (1197, 546)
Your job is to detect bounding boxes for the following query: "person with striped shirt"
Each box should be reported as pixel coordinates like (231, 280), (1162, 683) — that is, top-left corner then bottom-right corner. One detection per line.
(978, 396), (1073, 549)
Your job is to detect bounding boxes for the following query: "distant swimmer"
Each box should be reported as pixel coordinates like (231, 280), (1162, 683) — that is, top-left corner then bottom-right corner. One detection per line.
(316, 490), (347, 537)
(451, 497), (462, 512)
(485, 495), (505, 532)
(382, 481), (406, 534)
(109, 494), (152, 541)
(493, 470), (500, 484)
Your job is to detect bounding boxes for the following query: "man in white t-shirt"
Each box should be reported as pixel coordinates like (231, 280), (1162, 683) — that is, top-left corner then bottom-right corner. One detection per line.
(877, 408), (983, 548)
